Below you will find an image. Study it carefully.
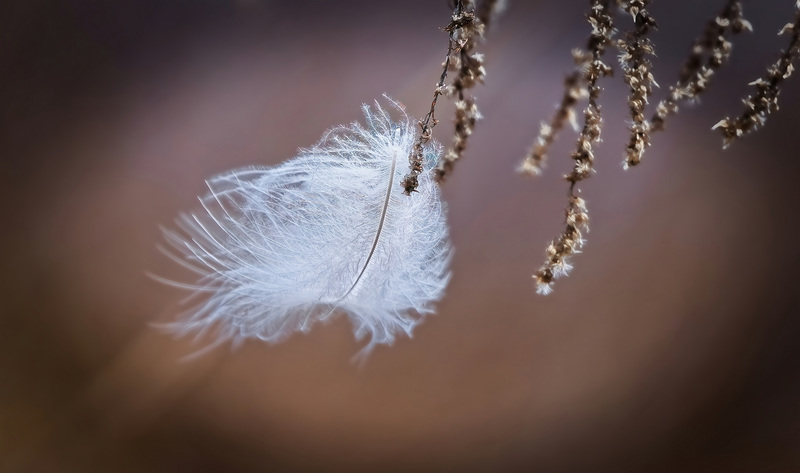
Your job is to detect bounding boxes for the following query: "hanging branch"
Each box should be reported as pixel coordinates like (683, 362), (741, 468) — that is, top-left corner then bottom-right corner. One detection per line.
(402, 0), (474, 195)
(534, 0), (614, 295)
(651, 0), (751, 133)
(435, 0), (505, 183)
(404, 0), (798, 295)
(519, 57), (589, 177)
(714, 0), (800, 148)
(618, 0), (658, 169)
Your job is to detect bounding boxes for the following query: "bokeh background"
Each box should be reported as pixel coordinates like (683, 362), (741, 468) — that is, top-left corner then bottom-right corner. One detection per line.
(3, 1), (800, 472)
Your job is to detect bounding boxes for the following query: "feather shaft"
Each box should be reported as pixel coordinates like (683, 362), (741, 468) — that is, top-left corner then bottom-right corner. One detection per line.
(343, 142), (398, 301)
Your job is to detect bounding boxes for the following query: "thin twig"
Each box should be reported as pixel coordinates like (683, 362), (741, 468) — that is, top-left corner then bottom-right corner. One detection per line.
(402, 1), (475, 195)
(534, 0), (614, 295)
(651, 0), (751, 133)
(519, 55), (590, 176)
(618, 0), (658, 169)
(434, 0), (503, 183)
(714, 0), (800, 148)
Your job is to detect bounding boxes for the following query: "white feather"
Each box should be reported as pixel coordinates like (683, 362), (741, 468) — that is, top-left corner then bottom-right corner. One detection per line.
(158, 98), (452, 359)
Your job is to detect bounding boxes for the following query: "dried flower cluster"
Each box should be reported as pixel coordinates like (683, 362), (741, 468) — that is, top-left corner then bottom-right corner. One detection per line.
(714, 0), (800, 147)
(516, 0), (800, 295)
(533, 0), (615, 295)
(565, 1), (615, 186)
(519, 60), (587, 176)
(411, 0), (798, 295)
(401, 3), (467, 195)
(535, 196), (590, 295)
(435, 0), (506, 182)
(652, 0), (752, 133)
(618, 0), (658, 169)
(402, 0), (503, 194)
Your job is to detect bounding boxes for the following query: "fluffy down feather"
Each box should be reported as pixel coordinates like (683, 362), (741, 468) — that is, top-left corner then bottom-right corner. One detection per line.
(158, 99), (452, 359)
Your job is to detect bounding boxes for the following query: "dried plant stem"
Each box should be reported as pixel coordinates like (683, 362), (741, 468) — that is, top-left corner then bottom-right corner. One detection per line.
(618, 0), (658, 168)
(714, 0), (800, 148)
(534, 0), (614, 295)
(651, 0), (752, 133)
(534, 195), (589, 295)
(520, 54), (591, 176)
(436, 96), (480, 183)
(434, 0), (503, 183)
(402, 0), (475, 195)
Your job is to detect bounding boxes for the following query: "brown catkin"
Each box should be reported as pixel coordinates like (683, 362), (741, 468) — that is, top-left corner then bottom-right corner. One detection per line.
(714, 0), (800, 148)
(651, 0), (751, 133)
(402, 1), (474, 195)
(434, 0), (503, 183)
(534, 0), (614, 295)
(534, 196), (590, 295)
(618, 0), (658, 169)
(406, 0), (797, 295)
(519, 53), (590, 176)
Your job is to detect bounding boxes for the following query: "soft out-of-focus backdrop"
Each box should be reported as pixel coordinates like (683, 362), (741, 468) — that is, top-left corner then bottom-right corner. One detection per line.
(2, 1), (800, 472)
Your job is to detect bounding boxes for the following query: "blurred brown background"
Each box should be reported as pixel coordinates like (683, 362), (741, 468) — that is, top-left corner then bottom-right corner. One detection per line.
(2, 1), (800, 472)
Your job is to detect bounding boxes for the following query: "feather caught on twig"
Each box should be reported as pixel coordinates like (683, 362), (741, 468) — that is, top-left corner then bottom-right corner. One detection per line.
(155, 98), (452, 361)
